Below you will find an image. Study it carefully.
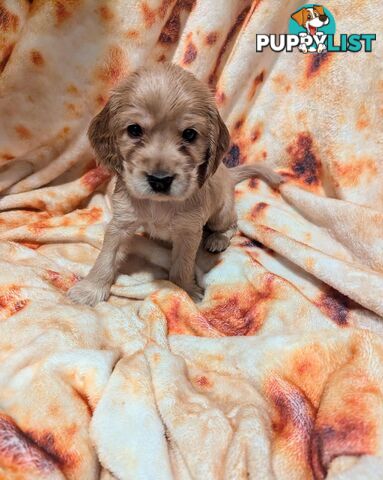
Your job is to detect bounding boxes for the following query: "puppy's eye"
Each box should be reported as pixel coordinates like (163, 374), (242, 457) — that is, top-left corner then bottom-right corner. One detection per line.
(127, 124), (143, 138)
(182, 128), (198, 143)
(307, 14), (312, 19)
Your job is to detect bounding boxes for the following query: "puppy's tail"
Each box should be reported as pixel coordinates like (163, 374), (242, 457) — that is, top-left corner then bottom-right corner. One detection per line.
(230, 164), (283, 188)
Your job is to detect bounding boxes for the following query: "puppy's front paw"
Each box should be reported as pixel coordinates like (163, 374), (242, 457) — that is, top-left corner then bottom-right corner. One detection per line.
(67, 279), (111, 306)
(186, 284), (204, 303)
(298, 44), (308, 53)
(317, 44), (327, 53)
(204, 232), (230, 253)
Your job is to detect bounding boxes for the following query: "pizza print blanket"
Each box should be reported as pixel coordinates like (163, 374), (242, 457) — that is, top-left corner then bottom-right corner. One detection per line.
(0, 1), (382, 479)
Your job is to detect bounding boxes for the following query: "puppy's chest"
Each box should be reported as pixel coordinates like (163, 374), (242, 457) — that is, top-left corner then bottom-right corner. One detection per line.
(139, 205), (176, 242)
(143, 221), (172, 242)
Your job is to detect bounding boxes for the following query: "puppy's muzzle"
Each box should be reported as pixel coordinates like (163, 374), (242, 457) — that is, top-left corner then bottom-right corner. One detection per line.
(147, 172), (174, 193)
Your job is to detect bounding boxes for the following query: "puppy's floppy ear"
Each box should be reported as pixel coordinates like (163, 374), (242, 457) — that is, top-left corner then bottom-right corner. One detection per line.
(313, 5), (325, 15)
(291, 9), (305, 26)
(87, 99), (123, 175)
(199, 107), (230, 187)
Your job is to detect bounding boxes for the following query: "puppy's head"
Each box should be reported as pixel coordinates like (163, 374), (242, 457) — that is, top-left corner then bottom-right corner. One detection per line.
(88, 63), (230, 202)
(291, 6), (328, 31)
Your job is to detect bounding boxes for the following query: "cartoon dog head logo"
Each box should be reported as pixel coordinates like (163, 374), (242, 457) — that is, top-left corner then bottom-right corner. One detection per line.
(289, 4), (335, 53)
(291, 5), (329, 36)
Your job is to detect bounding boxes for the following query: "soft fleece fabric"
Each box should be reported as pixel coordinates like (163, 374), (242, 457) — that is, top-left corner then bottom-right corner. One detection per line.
(0, 1), (382, 479)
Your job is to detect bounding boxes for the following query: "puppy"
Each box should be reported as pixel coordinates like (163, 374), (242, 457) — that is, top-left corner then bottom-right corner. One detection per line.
(291, 5), (329, 53)
(291, 5), (329, 36)
(68, 63), (282, 305)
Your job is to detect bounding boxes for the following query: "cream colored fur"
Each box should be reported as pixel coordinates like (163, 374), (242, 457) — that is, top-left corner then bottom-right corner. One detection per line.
(68, 63), (281, 305)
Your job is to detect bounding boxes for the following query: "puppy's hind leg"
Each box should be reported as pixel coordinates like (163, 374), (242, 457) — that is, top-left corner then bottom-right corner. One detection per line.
(204, 201), (237, 254)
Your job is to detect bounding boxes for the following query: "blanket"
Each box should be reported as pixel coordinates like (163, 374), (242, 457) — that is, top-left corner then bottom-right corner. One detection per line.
(0, 0), (382, 479)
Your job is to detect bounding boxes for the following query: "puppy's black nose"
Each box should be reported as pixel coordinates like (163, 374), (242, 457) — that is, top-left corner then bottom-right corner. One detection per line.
(147, 172), (174, 193)
(319, 14), (327, 21)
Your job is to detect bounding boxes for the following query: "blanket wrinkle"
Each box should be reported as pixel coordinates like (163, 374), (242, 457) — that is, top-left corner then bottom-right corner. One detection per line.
(0, 0), (382, 479)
